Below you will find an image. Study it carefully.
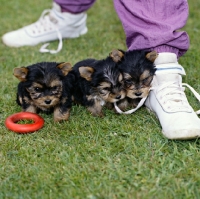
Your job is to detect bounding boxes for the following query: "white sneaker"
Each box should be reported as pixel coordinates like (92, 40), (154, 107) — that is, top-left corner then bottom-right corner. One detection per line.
(145, 52), (200, 140)
(2, 2), (88, 53)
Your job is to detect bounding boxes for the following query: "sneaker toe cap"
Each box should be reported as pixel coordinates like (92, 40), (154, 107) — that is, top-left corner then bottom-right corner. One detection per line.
(162, 115), (200, 140)
(2, 30), (23, 47)
(2, 28), (38, 47)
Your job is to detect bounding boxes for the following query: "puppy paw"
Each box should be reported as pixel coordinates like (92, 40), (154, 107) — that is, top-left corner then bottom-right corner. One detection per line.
(24, 105), (37, 113)
(92, 112), (104, 117)
(54, 107), (70, 122)
(87, 107), (104, 117)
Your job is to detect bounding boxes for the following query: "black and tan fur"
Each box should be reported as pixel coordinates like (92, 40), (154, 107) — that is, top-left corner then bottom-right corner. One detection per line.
(116, 50), (157, 110)
(13, 62), (73, 122)
(72, 50), (126, 117)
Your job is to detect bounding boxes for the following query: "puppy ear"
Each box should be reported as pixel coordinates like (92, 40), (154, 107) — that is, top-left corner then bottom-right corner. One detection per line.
(13, 67), (28, 82)
(109, 49), (124, 62)
(57, 62), (72, 76)
(145, 51), (158, 62)
(79, 66), (94, 81)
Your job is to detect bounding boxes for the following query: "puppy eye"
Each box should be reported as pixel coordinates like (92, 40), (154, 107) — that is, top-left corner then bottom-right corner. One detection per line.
(103, 87), (110, 91)
(34, 87), (42, 92)
(52, 86), (58, 90)
(99, 87), (110, 94)
(99, 87), (110, 95)
(142, 76), (153, 86)
(124, 79), (132, 84)
(124, 79), (133, 87)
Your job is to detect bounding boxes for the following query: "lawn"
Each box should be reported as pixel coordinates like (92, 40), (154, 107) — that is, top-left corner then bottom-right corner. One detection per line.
(0, 0), (200, 198)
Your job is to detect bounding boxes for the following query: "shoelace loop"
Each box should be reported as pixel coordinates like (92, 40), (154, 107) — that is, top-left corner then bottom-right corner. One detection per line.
(30, 9), (63, 54)
(39, 28), (63, 54)
(114, 96), (147, 114)
(182, 83), (200, 114)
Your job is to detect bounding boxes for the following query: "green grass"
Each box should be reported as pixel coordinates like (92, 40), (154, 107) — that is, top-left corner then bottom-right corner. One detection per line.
(1, 0), (200, 198)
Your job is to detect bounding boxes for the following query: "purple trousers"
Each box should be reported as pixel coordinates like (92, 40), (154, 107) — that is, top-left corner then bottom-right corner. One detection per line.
(54, 0), (189, 58)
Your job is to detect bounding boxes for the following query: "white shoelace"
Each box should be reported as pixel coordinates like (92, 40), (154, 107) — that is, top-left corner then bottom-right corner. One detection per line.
(182, 83), (200, 114)
(30, 9), (63, 54)
(114, 97), (147, 114)
(114, 83), (200, 115)
(39, 29), (63, 54)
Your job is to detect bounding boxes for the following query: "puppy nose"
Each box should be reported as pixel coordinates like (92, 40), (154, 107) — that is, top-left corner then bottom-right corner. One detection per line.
(45, 99), (52, 104)
(115, 95), (121, 100)
(135, 92), (142, 96)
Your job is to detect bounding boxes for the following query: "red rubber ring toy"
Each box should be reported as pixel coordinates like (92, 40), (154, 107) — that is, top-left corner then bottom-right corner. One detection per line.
(5, 112), (44, 133)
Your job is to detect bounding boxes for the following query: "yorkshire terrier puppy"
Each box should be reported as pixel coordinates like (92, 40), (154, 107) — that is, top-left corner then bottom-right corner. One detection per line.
(116, 50), (157, 110)
(13, 62), (73, 122)
(72, 50), (126, 117)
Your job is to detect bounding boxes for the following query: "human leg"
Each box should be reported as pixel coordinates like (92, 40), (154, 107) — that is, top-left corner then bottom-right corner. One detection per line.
(113, 0), (189, 57)
(2, 0), (96, 53)
(54, 0), (96, 13)
(114, 0), (200, 139)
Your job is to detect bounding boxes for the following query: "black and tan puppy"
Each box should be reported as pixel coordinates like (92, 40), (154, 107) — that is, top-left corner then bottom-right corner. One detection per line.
(72, 50), (126, 117)
(13, 62), (73, 122)
(116, 50), (157, 110)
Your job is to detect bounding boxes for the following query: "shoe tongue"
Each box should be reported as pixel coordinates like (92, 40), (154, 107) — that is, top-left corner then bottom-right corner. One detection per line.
(52, 2), (62, 13)
(48, 2), (62, 24)
(49, 13), (58, 24)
